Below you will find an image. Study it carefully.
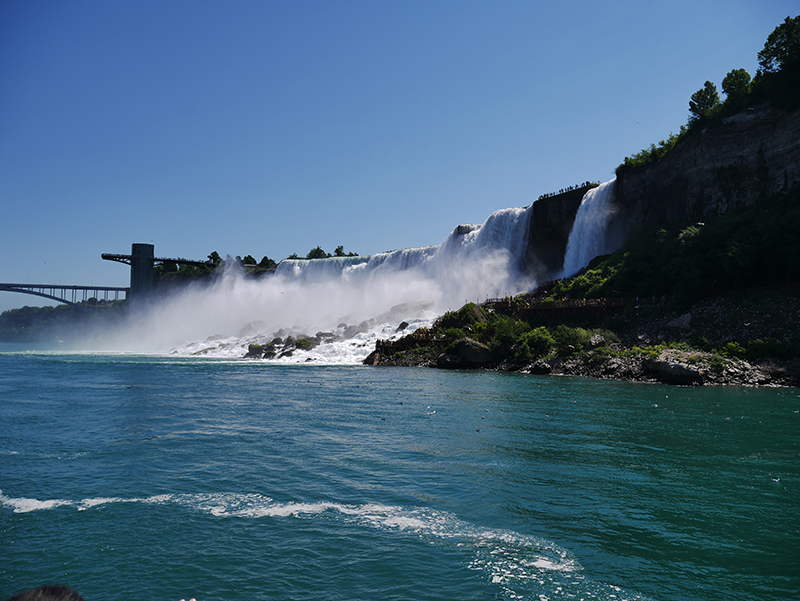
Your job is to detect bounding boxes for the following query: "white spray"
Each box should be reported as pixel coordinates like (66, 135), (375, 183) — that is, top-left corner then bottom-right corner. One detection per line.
(97, 205), (537, 360)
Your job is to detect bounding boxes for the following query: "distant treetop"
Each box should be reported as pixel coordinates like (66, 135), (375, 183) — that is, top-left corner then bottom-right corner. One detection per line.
(757, 15), (800, 73)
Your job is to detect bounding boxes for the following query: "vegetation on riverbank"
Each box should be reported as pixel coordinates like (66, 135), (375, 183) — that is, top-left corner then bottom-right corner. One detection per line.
(367, 184), (800, 386)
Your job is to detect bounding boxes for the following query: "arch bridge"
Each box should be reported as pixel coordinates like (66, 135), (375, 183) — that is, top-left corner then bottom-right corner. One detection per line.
(0, 283), (129, 311)
(1, 243), (211, 311)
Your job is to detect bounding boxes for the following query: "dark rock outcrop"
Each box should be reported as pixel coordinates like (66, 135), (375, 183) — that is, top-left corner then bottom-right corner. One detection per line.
(436, 338), (492, 369)
(525, 186), (590, 279)
(644, 350), (705, 385)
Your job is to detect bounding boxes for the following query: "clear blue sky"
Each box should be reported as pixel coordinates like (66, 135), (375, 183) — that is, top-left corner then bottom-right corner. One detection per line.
(0, 0), (795, 312)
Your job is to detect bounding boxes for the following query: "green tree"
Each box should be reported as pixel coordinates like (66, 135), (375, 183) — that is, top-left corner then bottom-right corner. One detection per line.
(688, 81), (720, 124)
(242, 255), (257, 266)
(258, 255), (277, 268)
(757, 15), (800, 73)
(305, 246), (331, 260)
(721, 68), (752, 113)
(333, 245), (359, 257)
(208, 251), (223, 266)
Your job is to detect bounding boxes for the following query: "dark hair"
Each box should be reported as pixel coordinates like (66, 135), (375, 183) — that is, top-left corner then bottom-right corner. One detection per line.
(3, 586), (85, 601)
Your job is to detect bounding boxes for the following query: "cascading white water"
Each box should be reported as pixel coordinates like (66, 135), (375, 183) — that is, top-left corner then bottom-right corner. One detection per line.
(560, 179), (616, 278)
(99, 204), (537, 359)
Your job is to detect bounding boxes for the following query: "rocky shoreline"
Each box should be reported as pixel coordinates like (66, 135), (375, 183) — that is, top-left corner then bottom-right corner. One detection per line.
(363, 294), (800, 388)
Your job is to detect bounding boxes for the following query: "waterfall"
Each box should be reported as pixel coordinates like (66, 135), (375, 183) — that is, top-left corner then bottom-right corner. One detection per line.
(560, 179), (616, 278)
(107, 183), (625, 357)
(275, 204), (535, 302)
(105, 203), (538, 355)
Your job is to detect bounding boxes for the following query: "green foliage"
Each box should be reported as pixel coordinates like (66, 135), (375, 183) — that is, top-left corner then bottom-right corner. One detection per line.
(439, 303), (484, 329)
(286, 246), (343, 260)
(708, 353), (727, 371)
(0, 301), (127, 342)
(241, 255), (257, 266)
(441, 327), (467, 340)
(745, 338), (797, 361)
(619, 16), (800, 174)
(294, 338), (315, 350)
(617, 129), (688, 174)
(721, 68), (752, 114)
(489, 316), (531, 359)
(334, 245), (359, 257)
(306, 246), (332, 260)
(258, 255), (277, 268)
(153, 260), (216, 287)
(514, 327), (556, 364)
(554, 184), (800, 306)
(757, 15), (800, 73)
(552, 325), (590, 356)
(719, 341), (746, 358)
(688, 80), (721, 125)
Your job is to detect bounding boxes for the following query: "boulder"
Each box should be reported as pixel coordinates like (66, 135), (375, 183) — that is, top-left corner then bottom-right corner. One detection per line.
(244, 344), (264, 358)
(589, 334), (606, 348)
(667, 313), (692, 330)
(436, 338), (492, 369)
(436, 353), (463, 369)
(363, 350), (381, 365)
(645, 350), (704, 385)
(528, 359), (552, 375)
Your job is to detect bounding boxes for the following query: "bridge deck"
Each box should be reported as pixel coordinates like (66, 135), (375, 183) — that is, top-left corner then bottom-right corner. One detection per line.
(0, 283), (129, 308)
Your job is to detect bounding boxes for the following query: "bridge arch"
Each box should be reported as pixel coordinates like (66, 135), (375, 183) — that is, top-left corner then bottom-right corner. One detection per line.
(0, 283), (129, 312)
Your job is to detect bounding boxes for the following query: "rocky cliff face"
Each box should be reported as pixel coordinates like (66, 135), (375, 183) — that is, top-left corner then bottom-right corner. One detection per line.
(524, 186), (589, 279)
(610, 105), (800, 241)
(523, 105), (800, 282)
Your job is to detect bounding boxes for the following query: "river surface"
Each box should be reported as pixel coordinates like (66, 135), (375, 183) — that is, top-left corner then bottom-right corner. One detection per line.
(1, 352), (798, 601)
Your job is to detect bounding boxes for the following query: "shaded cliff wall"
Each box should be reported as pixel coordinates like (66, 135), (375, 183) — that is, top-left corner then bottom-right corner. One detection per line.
(609, 105), (800, 242)
(525, 186), (591, 280)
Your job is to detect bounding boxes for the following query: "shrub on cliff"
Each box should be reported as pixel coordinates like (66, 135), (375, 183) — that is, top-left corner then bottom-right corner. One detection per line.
(552, 325), (591, 356)
(439, 303), (486, 329)
(514, 327), (556, 365)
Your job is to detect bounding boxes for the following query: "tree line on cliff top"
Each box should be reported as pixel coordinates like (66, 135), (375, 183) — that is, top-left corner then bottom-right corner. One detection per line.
(618, 15), (800, 174)
(152, 245), (359, 287)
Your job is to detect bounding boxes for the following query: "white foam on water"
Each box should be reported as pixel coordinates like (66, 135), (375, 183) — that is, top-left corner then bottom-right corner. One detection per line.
(2, 489), (650, 599)
(0, 491), (71, 513)
(78, 497), (136, 510)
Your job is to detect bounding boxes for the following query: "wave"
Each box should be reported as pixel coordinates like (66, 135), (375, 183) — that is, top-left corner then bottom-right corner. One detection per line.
(2, 489), (651, 599)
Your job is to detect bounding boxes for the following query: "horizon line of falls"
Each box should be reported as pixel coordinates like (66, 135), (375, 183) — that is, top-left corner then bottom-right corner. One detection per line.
(107, 180), (617, 359)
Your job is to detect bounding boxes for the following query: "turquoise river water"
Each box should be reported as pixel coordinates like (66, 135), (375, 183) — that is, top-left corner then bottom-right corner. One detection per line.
(1, 352), (798, 600)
